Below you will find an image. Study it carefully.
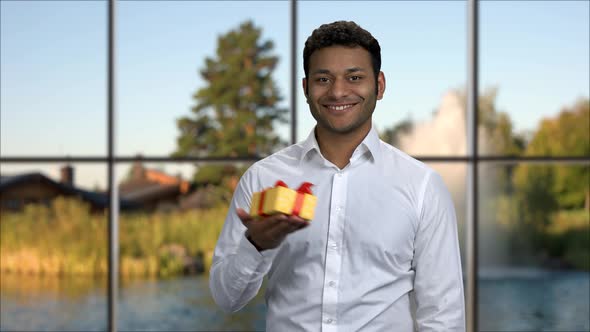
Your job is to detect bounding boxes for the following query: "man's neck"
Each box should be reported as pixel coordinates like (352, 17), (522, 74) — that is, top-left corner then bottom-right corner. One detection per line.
(315, 124), (371, 169)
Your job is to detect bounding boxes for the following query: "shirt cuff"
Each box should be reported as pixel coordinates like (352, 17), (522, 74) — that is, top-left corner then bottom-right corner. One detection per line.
(236, 233), (279, 275)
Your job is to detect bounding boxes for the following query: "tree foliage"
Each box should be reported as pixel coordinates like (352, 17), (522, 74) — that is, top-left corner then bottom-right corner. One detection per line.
(172, 21), (287, 189)
(515, 98), (590, 214)
(523, 98), (589, 157)
(173, 20), (287, 159)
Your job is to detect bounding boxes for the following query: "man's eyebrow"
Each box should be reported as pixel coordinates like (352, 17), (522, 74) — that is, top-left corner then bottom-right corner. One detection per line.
(310, 67), (367, 75)
(345, 67), (365, 73)
(310, 69), (331, 75)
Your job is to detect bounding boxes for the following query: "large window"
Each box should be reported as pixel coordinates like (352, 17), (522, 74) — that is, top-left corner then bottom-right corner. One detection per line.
(478, 1), (589, 330)
(1, 1), (588, 331)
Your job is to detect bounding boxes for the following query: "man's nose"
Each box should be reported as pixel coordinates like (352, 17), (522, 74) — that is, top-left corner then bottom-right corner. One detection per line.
(328, 78), (349, 99)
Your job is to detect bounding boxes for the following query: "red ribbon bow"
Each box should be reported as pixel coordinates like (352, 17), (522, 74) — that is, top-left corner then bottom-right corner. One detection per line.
(257, 181), (314, 218)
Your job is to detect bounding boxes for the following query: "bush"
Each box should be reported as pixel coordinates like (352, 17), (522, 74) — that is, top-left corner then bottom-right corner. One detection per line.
(1, 198), (228, 277)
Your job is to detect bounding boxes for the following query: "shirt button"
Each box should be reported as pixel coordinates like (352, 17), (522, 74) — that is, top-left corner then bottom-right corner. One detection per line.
(326, 318), (334, 324)
(328, 281), (336, 287)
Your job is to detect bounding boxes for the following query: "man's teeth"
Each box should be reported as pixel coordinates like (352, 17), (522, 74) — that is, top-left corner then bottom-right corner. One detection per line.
(328, 104), (354, 111)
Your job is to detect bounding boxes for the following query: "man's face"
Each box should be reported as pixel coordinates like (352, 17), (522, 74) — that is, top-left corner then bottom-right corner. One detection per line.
(303, 46), (385, 136)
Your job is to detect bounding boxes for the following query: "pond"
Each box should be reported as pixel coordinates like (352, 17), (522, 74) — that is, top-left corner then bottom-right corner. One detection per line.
(1, 269), (588, 331)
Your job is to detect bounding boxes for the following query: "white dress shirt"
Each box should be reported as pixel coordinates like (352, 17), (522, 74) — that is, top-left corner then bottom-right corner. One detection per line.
(209, 125), (465, 331)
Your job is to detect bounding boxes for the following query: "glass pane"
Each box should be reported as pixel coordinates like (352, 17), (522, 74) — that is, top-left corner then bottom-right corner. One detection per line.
(112, 160), (467, 330)
(114, 161), (263, 331)
(480, 1), (590, 157)
(478, 163), (590, 331)
(0, 2), (107, 157)
(0, 163), (108, 331)
(117, 1), (291, 158)
(298, 1), (467, 156)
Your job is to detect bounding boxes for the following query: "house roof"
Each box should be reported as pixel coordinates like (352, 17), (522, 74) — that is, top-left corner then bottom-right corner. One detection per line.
(0, 172), (138, 210)
(118, 163), (192, 206)
(120, 183), (180, 202)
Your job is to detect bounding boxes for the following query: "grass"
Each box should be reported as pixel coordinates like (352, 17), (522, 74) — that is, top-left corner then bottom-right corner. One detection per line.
(2, 198), (588, 276)
(544, 209), (590, 270)
(0, 197), (227, 278)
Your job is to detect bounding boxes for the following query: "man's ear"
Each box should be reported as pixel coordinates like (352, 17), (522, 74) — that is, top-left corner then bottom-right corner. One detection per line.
(302, 77), (310, 103)
(376, 71), (386, 100)
(302, 77), (308, 98)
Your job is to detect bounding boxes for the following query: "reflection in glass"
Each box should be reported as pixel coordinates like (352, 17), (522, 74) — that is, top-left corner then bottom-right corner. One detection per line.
(0, 163), (108, 331)
(478, 163), (590, 331)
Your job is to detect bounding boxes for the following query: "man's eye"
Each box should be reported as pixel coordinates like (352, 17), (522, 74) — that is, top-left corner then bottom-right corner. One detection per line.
(349, 76), (362, 81)
(316, 77), (329, 83)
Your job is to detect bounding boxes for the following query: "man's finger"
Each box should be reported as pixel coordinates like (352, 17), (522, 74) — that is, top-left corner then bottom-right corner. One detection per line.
(237, 208), (254, 226)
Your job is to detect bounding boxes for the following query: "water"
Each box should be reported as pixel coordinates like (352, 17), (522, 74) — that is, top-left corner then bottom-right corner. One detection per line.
(1, 270), (588, 331)
(479, 269), (590, 332)
(0, 274), (266, 331)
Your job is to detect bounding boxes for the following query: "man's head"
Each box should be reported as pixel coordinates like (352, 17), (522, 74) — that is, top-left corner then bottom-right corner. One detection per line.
(303, 21), (381, 90)
(302, 21), (385, 136)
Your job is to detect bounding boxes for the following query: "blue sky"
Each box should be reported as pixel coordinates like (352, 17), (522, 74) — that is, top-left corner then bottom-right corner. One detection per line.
(1, 0), (588, 189)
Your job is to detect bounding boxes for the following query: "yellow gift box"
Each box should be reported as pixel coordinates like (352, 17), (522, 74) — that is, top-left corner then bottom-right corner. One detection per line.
(250, 180), (317, 221)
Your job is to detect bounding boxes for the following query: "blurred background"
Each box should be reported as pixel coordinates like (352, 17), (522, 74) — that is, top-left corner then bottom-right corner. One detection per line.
(1, 1), (588, 331)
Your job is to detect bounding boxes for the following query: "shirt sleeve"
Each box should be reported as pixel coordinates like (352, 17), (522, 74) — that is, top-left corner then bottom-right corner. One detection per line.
(413, 171), (466, 331)
(208, 167), (279, 313)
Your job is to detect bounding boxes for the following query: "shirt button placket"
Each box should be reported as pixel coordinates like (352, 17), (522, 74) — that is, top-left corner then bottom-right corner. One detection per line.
(322, 170), (347, 331)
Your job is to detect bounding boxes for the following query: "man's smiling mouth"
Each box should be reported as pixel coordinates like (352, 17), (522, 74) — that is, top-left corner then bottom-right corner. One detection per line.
(324, 104), (356, 111)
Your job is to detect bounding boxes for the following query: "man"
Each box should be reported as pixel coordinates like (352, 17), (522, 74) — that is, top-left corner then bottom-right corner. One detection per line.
(210, 21), (465, 331)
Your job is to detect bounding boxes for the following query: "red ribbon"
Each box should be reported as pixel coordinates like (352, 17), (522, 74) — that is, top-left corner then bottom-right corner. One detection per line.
(257, 180), (289, 217)
(274, 180), (288, 188)
(292, 182), (313, 217)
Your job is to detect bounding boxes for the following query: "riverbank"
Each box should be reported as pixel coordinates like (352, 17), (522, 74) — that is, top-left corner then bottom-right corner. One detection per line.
(0, 198), (225, 277)
(1, 198), (588, 277)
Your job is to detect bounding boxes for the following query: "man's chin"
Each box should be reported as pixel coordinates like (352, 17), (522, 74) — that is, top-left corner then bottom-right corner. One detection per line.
(320, 123), (363, 135)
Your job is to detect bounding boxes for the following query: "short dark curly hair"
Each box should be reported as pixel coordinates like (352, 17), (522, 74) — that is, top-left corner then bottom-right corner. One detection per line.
(303, 21), (381, 81)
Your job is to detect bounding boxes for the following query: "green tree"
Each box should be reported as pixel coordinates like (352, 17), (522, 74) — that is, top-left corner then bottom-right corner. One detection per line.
(511, 99), (589, 268)
(515, 98), (590, 211)
(173, 21), (287, 188)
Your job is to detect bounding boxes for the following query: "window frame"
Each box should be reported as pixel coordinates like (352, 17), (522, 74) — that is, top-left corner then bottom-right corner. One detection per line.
(1, 1), (589, 331)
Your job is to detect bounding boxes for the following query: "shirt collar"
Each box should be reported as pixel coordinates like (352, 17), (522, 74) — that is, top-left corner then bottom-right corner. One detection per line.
(357, 125), (382, 163)
(299, 125), (382, 165)
(299, 128), (321, 164)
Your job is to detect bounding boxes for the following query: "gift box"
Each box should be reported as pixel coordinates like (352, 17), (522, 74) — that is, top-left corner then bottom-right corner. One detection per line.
(250, 180), (317, 221)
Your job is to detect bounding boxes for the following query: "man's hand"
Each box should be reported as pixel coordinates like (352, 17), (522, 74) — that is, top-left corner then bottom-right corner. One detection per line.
(236, 208), (310, 251)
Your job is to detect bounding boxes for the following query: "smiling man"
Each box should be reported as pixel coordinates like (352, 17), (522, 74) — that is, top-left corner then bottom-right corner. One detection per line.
(210, 21), (465, 331)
